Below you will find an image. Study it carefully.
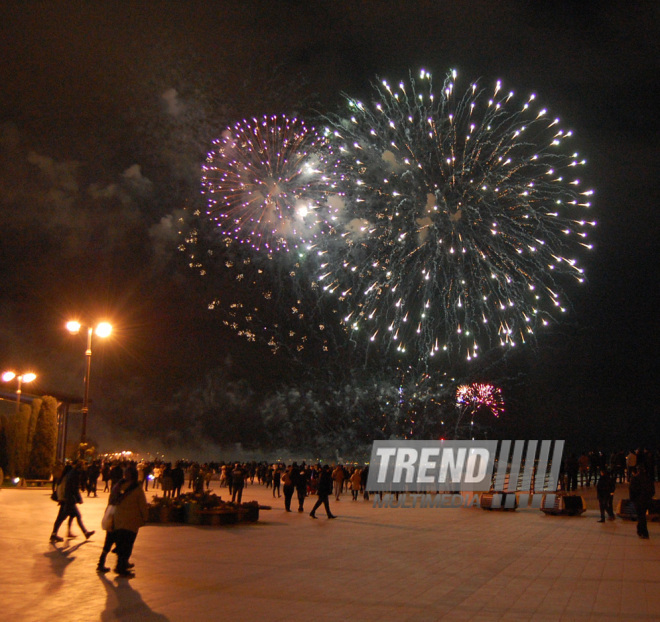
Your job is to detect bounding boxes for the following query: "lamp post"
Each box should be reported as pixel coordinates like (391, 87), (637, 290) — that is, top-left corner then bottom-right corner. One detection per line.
(66, 320), (112, 444)
(1, 371), (37, 414)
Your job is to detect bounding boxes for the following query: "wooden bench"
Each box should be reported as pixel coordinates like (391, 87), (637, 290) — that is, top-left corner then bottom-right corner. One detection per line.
(21, 479), (52, 487)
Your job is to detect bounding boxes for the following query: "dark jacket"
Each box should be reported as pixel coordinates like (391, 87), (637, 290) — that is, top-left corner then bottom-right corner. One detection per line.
(629, 470), (655, 505)
(596, 472), (615, 499)
(60, 468), (83, 512)
(317, 469), (333, 497)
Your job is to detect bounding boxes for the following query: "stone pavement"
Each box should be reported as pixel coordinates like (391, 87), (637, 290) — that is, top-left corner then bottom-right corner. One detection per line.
(0, 482), (658, 621)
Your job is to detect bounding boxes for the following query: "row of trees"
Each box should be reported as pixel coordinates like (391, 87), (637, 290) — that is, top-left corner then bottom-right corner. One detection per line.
(0, 395), (58, 479)
(143, 356), (503, 459)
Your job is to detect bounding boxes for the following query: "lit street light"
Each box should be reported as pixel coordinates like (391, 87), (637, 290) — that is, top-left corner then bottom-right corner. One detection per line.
(66, 320), (112, 445)
(2, 370), (37, 414)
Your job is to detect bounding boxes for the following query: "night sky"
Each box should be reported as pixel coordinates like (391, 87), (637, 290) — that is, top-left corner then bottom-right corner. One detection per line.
(1, 1), (658, 456)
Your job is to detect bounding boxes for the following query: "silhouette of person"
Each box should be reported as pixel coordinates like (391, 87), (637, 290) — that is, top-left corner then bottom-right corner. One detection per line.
(310, 465), (337, 519)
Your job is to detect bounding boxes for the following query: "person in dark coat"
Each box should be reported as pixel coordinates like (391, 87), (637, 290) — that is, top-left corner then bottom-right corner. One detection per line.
(596, 468), (615, 522)
(629, 466), (655, 539)
(272, 465), (281, 498)
(296, 465), (308, 512)
(564, 454), (579, 492)
(109, 462), (123, 489)
(309, 465), (337, 519)
(282, 465), (295, 512)
(86, 461), (100, 497)
(231, 463), (245, 504)
(171, 462), (185, 498)
(50, 463), (95, 542)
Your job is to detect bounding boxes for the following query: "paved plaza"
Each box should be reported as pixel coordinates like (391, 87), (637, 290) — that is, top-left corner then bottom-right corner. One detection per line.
(0, 481), (658, 621)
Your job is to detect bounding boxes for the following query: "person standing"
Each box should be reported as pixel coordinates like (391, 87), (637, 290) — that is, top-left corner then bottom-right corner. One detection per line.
(629, 466), (655, 539)
(86, 461), (100, 497)
(231, 463), (245, 504)
(626, 450), (638, 482)
(296, 464), (308, 512)
(272, 465), (281, 498)
(596, 468), (615, 522)
(112, 465), (148, 577)
(171, 462), (185, 498)
(50, 463), (95, 542)
(282, 465), (295, 512)
(332, 464), (345, 501)
(310, 465), (337, 519)
(349, 468), (362, 501)
(565, 454), (579, 492)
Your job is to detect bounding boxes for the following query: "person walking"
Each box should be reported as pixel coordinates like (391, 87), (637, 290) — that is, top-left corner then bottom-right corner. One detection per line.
(111, 465), (148, 577)
(596, 468), (615, 522)
(97, 476), (123, 573)
(50, 463), (95, 542)
(310, 465), (337, 519)
(629, 465), (655, 539)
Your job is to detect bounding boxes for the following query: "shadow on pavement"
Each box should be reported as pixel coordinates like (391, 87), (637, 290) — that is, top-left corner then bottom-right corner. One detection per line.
(99, 573), (169, 621)
(45, 540), (90, 578)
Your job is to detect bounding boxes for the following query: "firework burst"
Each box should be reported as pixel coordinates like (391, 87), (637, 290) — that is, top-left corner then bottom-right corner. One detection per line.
(456, 382), (505, 418)
(318, 69), (595, 364)
(202, 115), (335, 254)
(455, 382), (504, 438)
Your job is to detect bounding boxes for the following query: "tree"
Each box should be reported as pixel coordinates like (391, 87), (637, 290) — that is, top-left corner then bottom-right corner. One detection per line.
(6, 403), (30, 477)
(0, 413), (9, 472)
(26, 398), (43, 457)
(27, 396), (58, 479)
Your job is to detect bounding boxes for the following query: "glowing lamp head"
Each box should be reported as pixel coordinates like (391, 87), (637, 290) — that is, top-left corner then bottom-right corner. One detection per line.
(95, 322), (112, 338)
(2, 371), (16, 382)
(66, 321), (82, 334)
(22, 373), (37, 383)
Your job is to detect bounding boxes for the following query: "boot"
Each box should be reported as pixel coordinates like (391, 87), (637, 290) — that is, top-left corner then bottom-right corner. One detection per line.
(97, 552), (110, 573)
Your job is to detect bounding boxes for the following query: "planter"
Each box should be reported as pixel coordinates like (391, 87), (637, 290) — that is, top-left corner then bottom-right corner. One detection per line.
(238, 506), (259, 522)
(616, 499), (637, 520)
(648, 499), (660, 522)
(540, 493), (586, 516)
(480, 491), (517, 511)
(200, 510), (238, 525)
(184, 502), (202, 525)
(147, 505), (163, 523)
(170, 506), (185, 523)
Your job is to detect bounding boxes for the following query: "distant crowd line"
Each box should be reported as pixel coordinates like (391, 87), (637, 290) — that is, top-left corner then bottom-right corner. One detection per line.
(559, 447), (658, 491)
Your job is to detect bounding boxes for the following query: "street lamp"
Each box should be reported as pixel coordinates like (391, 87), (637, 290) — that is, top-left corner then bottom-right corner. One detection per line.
(66, 320), (112, 444)
(2, 370), (37, 414)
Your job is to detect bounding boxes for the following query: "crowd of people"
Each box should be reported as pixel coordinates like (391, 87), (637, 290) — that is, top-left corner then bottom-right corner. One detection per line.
(559, 448), (658, 491)
(47, 447), (657, 578)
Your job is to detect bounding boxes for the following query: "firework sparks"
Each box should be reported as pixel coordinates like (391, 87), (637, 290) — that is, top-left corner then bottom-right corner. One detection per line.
(202, 115), (335, 254)
(318, 69), (595, 363)
(454, 382), (504, 438)
(456, 382), (504, 418)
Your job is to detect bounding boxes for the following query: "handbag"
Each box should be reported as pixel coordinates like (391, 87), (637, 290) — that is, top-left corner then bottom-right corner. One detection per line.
(101, 504), (116, 531)
(55, 476), (67, 501)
